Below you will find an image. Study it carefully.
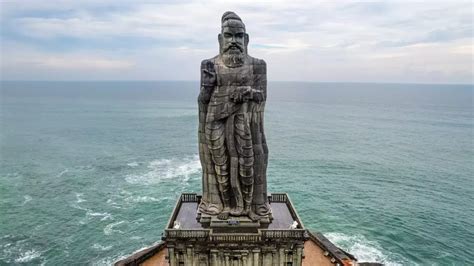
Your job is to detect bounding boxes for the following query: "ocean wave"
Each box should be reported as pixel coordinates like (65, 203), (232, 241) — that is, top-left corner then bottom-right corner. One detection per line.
(86, 211), (113, 221)
(127, 162), (139, 167)
(92, 243), (113, 251)
(124, 195), (161, 203)
(104, 221), (126, 236)
(21, 195), (32, 206)
(325, 232), (408, 266)
(106, 198), (122, 209)
(75, 192), (86, 203)
(91, 257), (117, 266)
(125, 155), (201, 185)
(14, 249), (42, 263)
(56, 168), (69, 177)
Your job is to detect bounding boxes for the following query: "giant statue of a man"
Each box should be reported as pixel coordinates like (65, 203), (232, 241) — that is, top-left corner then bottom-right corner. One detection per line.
(198, 11), (270, 221)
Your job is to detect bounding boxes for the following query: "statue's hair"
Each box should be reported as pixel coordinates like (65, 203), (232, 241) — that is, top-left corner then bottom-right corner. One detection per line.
(221, 11), (242, 23)
(221, 11), (245, 29)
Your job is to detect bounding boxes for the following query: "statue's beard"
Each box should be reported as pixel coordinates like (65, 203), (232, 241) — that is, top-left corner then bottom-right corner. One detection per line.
(220, 44), (246, 68)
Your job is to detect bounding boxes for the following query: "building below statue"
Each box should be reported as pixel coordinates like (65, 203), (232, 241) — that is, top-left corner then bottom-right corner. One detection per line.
(115, 193), (363, 266)
(165, 193), (305, 265)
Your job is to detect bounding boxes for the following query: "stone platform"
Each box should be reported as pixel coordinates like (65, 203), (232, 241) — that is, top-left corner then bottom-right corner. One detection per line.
(163, 193), (307, 265)
(115, 192), (360, 266)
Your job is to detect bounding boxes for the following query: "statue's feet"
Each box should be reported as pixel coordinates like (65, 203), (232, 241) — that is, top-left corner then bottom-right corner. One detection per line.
(198, 202), (222, 215)
(254, 204), (271, 216)
(230, 206), (244, 216)
(248, 210), (261, 222)
(217, 207), (230, 220)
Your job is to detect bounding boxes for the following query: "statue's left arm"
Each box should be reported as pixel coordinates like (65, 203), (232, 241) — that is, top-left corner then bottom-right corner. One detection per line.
(252, 59), (267, 103)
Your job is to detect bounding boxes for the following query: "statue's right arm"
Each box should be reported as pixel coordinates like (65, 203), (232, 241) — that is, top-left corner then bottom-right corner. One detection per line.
(199, 59), (215, 104)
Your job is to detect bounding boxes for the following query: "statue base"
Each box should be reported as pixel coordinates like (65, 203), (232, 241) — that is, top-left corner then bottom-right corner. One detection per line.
(115, 192), (359, 266)
(163, 193), (307, 266)
(197, 212), (272, 229)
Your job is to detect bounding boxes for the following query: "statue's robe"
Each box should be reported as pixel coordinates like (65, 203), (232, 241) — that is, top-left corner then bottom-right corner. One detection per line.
(198, 55), (270, 216)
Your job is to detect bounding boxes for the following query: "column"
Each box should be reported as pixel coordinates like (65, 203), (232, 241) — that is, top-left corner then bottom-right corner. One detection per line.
(279, 248), (285, 266)
(186, 246), (193, 266)
(295, 245), (303, 266)
(168, 247), (175, 266)
(225, 253), (230, 266)
(242, 252), (249, 266)
(211, 250), (218, 266)
(263, 251), (272, 266)
(253, 249), (260, 266)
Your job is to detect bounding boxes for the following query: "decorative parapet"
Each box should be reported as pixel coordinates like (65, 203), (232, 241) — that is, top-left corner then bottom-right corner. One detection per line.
(181, 193), (199, 202)
(269, 193), (287, 202)
(261, 229), (307, 240)
(164, 229), (209, 239)
(164, 229), (307, 242)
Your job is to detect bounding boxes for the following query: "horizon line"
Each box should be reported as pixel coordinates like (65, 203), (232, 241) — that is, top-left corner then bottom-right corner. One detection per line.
(1, 80), (472, 86)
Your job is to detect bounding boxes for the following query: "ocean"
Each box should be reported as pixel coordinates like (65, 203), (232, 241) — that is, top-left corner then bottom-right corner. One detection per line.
(0, 81), (472, 265)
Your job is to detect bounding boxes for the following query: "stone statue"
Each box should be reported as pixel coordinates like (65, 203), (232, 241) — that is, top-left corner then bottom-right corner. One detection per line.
(198, 11), (270, 221)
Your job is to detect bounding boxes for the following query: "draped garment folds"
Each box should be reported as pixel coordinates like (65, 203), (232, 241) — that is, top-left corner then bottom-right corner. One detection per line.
(198, 55), (270, 216)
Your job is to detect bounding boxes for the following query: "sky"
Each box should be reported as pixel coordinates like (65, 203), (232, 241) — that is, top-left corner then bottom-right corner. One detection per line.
(1, 0), (472, 83)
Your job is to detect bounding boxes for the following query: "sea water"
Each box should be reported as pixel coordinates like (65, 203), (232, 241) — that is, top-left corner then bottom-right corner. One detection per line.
(0, 81), (472, 265)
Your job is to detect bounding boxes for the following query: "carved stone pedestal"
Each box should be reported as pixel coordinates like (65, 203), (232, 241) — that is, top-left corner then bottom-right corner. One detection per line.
(163, 193), (307, 266)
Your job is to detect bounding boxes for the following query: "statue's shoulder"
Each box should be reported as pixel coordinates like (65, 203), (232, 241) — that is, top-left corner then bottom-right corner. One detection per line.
(201, 56), (219, 67)
(247, 55), (266, 66)
(247, 56), (266, 74)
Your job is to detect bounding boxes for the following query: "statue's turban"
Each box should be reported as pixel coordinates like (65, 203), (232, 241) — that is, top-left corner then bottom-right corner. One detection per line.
(221, 11), (245, 30)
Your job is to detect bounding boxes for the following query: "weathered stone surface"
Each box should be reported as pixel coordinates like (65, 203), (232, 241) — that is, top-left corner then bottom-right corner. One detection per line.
(164, 193), (307, 266)
(198, 11), (270, 222)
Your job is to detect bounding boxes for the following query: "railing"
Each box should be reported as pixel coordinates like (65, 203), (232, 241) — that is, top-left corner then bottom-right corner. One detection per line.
(165, 229), (306, 242)
(181, 193), (199, 202)
(261, 229), (307, 240)
(210, 234), (261, 242)
(165, 229), (209, 239)
(269, 193), (287, 203)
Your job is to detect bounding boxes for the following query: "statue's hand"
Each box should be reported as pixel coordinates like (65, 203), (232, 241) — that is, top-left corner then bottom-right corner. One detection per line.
(202, 69), (216, 87)
(252, 90), (265, 103)
(230, 86), (251, 103)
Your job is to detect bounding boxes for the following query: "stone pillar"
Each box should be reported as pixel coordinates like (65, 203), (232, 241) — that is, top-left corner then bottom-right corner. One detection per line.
(253, 249), (260, 266)
(168, 247), (175, 266)
(211, 250), (218, 266)
(242, 252), (248, 266)
(278, 247), (285, 266)
(186, 246), (193, 265)
(225, 253), (230, 266)
(272, 251), (277, 266)
(295, 245), (303, 266)
(263, 251), (272, 266)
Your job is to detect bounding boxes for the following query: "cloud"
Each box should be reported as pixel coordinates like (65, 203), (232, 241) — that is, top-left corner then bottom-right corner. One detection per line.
(0, 0), (472, 83)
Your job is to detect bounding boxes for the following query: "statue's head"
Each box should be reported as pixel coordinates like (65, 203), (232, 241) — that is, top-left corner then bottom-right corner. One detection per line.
(219, 11), (249, 67)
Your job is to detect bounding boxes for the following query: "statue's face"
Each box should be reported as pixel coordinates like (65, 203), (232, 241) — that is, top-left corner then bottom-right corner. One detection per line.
(221, 25), (245, 55)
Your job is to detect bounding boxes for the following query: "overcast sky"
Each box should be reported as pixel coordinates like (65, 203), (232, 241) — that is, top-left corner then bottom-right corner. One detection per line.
(1, 0), (472, 83)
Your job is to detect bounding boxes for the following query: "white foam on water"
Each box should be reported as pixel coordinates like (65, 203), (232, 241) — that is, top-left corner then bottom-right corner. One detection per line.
(92, 257), (117, 266)
(104, 221), (126, 235)
(75, 192), (86, 203)
(56, 168), (69, 177)
(92, 243), (113, 251)
(127, 162), (139, 167)
(21, 195), (32, 206)
(106, 198), (122, 209)
(125, 154), (201, 185)
(124, 195), (161, 203)
(86, 211), (113, 221)
(325, 232), (405, 266)
(14, 249), (42, 263)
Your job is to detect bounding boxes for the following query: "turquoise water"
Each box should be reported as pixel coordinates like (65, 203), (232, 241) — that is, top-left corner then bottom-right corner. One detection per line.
(0, 81), (472, 265)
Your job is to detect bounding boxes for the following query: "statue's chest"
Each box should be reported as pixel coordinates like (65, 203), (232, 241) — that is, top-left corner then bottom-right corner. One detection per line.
(216, 64), (254, 86)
